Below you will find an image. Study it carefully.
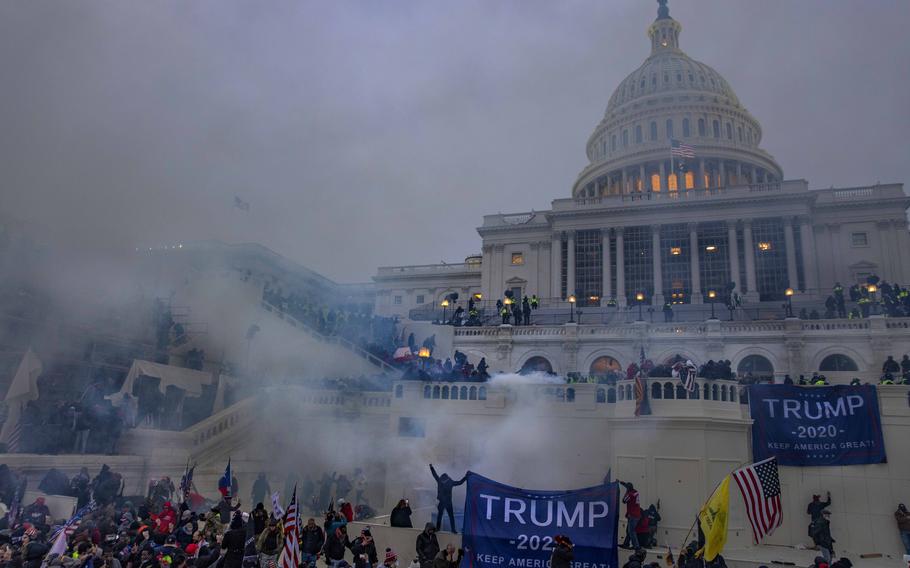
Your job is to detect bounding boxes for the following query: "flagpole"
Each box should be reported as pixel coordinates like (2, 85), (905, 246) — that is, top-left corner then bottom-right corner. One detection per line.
(678, 459), (751, 557)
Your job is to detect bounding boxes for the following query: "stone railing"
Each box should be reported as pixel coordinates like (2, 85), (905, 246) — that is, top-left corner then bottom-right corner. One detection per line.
(260, 300), (399, 374)
(801, 320), (870, 331)
(720, 321), (786, 333)
(832, 187), (874, 201)
(376, 263), (481, 276)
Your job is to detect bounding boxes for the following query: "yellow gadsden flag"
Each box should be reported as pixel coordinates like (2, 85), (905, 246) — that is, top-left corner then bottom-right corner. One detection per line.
(697, 475), (730, 561)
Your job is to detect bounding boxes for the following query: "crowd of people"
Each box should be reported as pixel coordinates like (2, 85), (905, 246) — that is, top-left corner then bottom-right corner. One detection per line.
(821, 277), (910, 320)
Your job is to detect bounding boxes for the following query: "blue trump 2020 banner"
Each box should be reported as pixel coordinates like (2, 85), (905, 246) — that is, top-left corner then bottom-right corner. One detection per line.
(461, 472), (618, 568)
(749, 384), (886, 466)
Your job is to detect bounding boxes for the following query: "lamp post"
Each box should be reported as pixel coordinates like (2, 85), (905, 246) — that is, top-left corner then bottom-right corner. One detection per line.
(784, 287), (794, 318)
(441, 298), (450, 324)
(418, 346), (431, 371)
(635, 292), (645, 321)
(708, 290), (717, 319)
(867, 283), (878, 315)
(568, 294), (577, 323)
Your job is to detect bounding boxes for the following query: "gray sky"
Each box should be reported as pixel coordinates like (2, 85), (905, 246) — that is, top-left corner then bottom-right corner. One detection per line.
(1, 0), (908, 283)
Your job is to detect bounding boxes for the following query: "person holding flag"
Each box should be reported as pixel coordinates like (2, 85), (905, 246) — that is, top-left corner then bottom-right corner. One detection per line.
(696, 476), (730, 562)
(278, 488), (301, 568)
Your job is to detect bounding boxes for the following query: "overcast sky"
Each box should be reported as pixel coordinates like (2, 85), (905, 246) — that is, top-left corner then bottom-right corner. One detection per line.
(1, 0), (908, 282)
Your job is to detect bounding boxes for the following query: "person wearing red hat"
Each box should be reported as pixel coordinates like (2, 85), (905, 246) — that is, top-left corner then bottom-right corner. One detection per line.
(383, 548), (398, 568)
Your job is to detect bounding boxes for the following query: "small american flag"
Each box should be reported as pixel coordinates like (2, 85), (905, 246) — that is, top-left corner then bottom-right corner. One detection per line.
(634, 346), (651, 416)
(732, 457), (783, 543)
(49, 500), (97, 543)
(672, 361), (697, 393)
(670, 139), (695, 158)
(278, 488), (300, 568)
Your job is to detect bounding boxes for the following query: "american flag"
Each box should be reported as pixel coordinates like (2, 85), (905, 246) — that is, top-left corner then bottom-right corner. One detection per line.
(278, 487), (300, 568)
(179, 462), (195, 503)
(49, 500), (97, 543)
(670, 139), (695, 158)
(672, 361), (697, 393)
(732, 457), (783, 543)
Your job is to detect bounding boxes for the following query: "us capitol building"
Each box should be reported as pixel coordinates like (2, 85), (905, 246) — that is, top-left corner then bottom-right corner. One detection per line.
(373, 1), (910, 383)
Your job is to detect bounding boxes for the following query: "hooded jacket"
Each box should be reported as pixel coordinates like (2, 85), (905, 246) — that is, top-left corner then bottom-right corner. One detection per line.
(415, 524), (439, 564)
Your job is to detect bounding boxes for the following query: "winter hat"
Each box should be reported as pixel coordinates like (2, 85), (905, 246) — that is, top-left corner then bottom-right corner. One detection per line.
(361, 528), (372, 537)
(181, 511), (192, 520)
(185, 544), (198, 556)
(385, 549), (398, 564)
(241, 512), (250, 523)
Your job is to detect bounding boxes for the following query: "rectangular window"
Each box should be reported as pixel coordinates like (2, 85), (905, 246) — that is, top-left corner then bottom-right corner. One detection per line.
(661, 224), (691, 304)
(851, 232), (868, 247)
(398, 417), (425, 438)
(698, 222), (730, 302)
(394, 295), (402, 305)
(416, 294), (425, 305)
(560, 239), (568, 299)
(575, 230), (603, 306)
(753, 219), (788, 300)
(511, 252), (524, 265)
(623, 226), (653, 304)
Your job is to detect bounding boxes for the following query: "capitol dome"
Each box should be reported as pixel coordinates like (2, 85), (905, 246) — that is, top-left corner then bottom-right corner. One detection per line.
(572, 0), (783, 199)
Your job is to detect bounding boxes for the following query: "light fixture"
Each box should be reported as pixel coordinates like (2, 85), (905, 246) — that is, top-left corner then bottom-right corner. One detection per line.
(568, 294), (577, 304)
(418, 347), (431, 359)
(589, 295), (600, 302)
(867, 284), (878, 294)
(440, 299), (450, 308)
(473, 293), (483, 300)
(705, 245), (717, 252)
(758, 242), (772, 251)
(670, 246), (682, 256)
(635, 292), (645, 302)
(708, 290), (717, 300)
(785, 288), (794, 297)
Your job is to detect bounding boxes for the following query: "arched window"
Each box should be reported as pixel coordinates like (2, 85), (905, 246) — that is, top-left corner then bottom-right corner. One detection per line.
(712, 384), (719, 400)
(738, 126), (743, 142)
(748, 128), (753, 143)
(450, 387), (458, 400)
(479, 387), (487, 400)
(424, 385), (431, 399)
(442, 386), (449, 400)
(726, 123), (733, 139)
(651, 382), (662, 399)
(521, 356), (554, 375)
(622, 130), (629, 147)
(819, 354), (859, 372)
(608, 388), (616, 403)
(469, 386), (478, 400)
(703, 383), (710, 400)
(712, 120), (720, 138)
(689, 385), (699, 400)
(682, 118), (690, 137)
(738, 355), (775, 380)
(618, 386), (625, 401)
(596, 388), (606, 403)
(721, 385), (728, 401)
(395, 385), (404, 398)
(590, 356), (621, 379)
(612, 135), (617, 151)
(660, 382), (672, 399)
(626, 384), (633, 400)
(676, 384), (687, 399)
(635, 125), (643, 144)
(460, 386), (468, 399)
(730, 387), (737, 402)
(566, 388), (576, 402)
(666, 119), (674, 139)
(650, 122), (658, 141)
(698, 118), (706, 137)
(432, 386), (441, 399)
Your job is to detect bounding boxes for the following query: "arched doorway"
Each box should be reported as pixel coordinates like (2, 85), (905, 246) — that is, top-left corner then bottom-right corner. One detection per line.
(819, 354), (859, 372)
(737, 355), (774, 381)
(589, 356), (621, 381)
(520, 356), (554, 375)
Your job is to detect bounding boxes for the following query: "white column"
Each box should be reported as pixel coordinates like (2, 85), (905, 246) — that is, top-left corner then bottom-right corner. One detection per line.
(652, 225), (664, 305)
(566, 230), (576, 298)
(743, 220), (759, 300)
(616, 228), (626, 306)
(735, 161), (742, 186)
(727, 221), (740, 293)
(719, 161), (727, 188)
(481, 244), (493, 300)
(799, 218), (818, 293)
(659, 162), (666, 193)
(689, 223), (702, 303)
(492, 244), (504, 299)
(828, 224), (842, 284)
(698, 159), (706, 189)
(639, 164), (646, 194)
(783, 217), (799, 291)
(621, 169), (628, 195)
(891, 220), (908, 283)
(551, 232), (562, 300)
(529, 242), (540, 296)
(602, 229), (612, 304)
